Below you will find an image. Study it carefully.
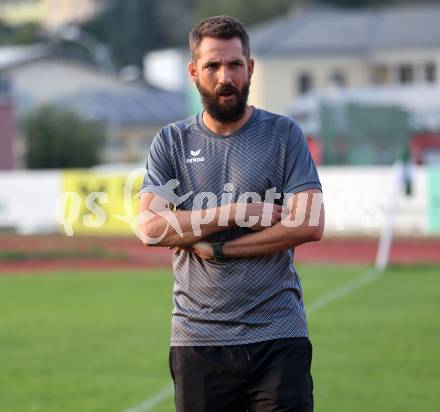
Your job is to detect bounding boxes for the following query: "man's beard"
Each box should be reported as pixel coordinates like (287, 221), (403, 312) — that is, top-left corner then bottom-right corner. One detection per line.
(196, 79), (250, 124)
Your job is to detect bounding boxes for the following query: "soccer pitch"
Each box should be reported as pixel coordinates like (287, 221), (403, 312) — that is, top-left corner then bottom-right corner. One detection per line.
(0, 264), (439, 412)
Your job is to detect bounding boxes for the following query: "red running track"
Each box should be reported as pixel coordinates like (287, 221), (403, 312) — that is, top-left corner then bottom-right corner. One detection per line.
(0, 235), (439, 273)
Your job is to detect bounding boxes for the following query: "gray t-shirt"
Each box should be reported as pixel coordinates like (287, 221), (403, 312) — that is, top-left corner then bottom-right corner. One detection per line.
(141, 108), (322, 346)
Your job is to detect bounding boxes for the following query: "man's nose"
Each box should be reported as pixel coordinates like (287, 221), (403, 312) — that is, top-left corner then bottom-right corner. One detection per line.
(218, 66), (232, 84)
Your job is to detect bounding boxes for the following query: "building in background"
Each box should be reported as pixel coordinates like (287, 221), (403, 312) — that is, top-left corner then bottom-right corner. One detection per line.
(143, 48), (188, 93)
(0, 44), (187, 166)
(0, 0), (107, 31)
(0, 78), (15, 170)
(0, 0), (42, 26)
(249, 4), (440, 114)
(288, 85), (440, 165)
(55, 88), (187, 163)
(143, 48), (203, 116)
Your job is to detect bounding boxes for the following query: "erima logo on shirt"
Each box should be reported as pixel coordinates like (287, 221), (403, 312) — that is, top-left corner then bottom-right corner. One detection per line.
(186, 149), (205, 163)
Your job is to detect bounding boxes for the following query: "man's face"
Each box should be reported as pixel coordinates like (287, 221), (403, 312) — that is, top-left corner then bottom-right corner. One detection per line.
(189, 36), (254, 123)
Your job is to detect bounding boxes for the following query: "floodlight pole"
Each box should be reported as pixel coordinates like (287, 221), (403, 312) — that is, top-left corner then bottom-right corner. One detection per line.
(56, 24), (115, 74)
(375, 161), (404, 271)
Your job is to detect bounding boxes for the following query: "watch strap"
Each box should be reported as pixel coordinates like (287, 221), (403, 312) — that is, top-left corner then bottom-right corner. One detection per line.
(210, 241), (225, 261)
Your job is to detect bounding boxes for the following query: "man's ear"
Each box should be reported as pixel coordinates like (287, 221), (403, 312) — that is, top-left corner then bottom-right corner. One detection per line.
(247, 58), (255, 78)
(188, 61), (197, 82)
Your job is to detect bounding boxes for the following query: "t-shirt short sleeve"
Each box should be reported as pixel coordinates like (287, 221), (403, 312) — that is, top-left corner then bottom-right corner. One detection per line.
(139, 130), (179, 205)
(283, 122), (322, 196)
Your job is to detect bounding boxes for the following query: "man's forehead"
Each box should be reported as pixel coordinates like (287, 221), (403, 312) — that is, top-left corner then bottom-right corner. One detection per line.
(197, 37), (245, 61)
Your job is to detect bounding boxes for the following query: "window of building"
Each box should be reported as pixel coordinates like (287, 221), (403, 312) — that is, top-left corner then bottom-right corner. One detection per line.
(297, 73), (313, 95)
(0, 78), (11, 95)
(425, 63), (436, 83)
(330, 70), (346, 87)
(398, 64), (413, 84)
(372, 65), (389, 84)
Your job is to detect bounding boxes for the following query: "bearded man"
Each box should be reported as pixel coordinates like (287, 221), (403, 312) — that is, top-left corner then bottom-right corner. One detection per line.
(139, 15), (324, 412)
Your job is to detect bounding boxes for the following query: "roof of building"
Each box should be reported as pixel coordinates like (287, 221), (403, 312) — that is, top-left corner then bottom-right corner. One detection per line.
(250, 4), (440, 56)
(0, 44), (188, 126)
(0, 44), (50, 71)
(55, 87), (188, 126)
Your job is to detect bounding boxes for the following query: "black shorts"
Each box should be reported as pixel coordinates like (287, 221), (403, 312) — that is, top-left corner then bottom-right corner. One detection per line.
(169, 337), (313, 412)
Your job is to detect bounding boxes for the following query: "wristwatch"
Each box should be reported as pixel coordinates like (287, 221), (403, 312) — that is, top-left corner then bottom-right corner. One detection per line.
(210, 241), (225, 262)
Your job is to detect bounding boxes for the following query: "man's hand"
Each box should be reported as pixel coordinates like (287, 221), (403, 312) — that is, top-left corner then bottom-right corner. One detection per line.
(175, 241), (214, 260)
(173, 202), (284, 259)
(191, 241), (214, 260)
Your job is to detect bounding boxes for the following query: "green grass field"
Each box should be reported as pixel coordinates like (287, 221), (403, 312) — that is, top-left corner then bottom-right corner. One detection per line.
(0, 264), (439, 412)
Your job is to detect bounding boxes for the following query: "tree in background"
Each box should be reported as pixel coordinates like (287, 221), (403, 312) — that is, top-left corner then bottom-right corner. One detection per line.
(81, 0), (300, 68)
(0, 20), (44, 45)
(23, 105), (105, 169)
(195, 0), (299, 26)
(82, 0), (195, 68)
(81, 0), (430, 68)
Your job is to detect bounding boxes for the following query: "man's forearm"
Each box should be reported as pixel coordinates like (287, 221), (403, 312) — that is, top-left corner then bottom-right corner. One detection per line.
(222, 213), (324, 258)
(141, 204), (236, 247)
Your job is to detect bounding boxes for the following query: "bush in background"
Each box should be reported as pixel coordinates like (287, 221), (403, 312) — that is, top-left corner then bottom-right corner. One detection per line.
(23, 105), (105, 169)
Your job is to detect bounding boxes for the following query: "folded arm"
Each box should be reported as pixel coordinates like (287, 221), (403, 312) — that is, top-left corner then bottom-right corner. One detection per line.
(138, 192), (283, 248)
(224, 190), (324, 258)
(138, 192), (234, 247)
(191, 189), (325, 259)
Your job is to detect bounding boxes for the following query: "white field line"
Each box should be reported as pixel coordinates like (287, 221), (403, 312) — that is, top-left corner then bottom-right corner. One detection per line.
(123, 267), (382, 412)
(124, 384), (174, 412)
(305, 267), (382, 313)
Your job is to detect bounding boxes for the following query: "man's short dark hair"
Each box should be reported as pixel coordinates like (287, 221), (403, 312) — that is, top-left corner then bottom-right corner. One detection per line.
(189, 15), (250, 61)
